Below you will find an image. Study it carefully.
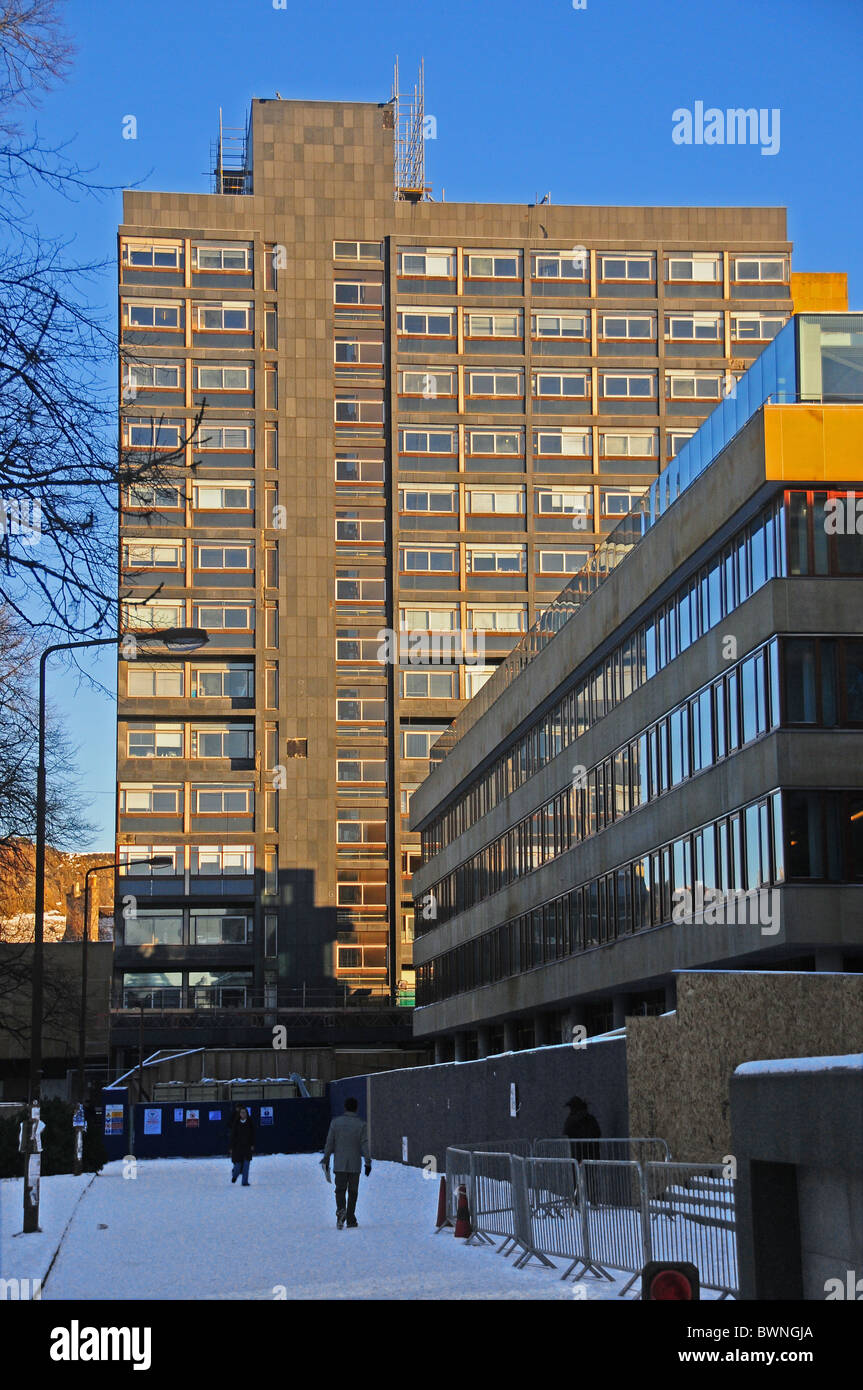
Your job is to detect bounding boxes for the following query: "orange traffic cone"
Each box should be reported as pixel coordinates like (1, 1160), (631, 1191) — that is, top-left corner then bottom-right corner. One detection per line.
(454, 1182), (472, 1238)
(435, 1174), (449, 1229)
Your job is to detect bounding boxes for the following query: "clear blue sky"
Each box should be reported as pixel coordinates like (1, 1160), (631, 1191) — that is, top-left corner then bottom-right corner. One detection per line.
(28, 0), (863, 849)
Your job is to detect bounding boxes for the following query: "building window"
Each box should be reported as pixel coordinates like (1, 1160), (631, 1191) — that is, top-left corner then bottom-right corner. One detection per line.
(336, 689), (387, 723)
(731, 313), (786, 341)
(123, 420), (181, 450)
(334, 396), (385, 425)
(194, 302), (253, 331)
(732, 255), (788, 283)
(599, 252), (654, 281)
(396, 307), (456, 337)
(333, 280), (383, 307)
(122, 542), (182, 570)
(464, 487), (524, 515)
(536, 548), (591, 574)
(396, 247), (454, 276)
(465, 545), (526, 574)
(127, 663), (185, 697)
(665, 312), (722, 341)
(118, 845), (180, 876)
(194, 363), (253, 392)
(119, 785), (181, 814)
(531, 371), (589, 399)
(600, 372), (656, 399)
(123, 301), (181, 329)
(666, 371), (724, 400)
(336, 572), (387, 604)
(124, 481), (182, 510)
(335, 512), (386, 545)
(335, 240), (384, 261)
(192, 482), (253, 510)
(531, 251), (587, 281)
(397, 369), (455, 398)
(191, 664), (254, 697)
(467, 429), (523, 456)
(466, 369), (523, 399)
(123, 912), (183, 947)
(124, 362), (182, 391)
(401, 669), (456, 698)
(402, 726), (446, 759)
(600, 430), (658, 459)
(598, 313), (655, 341)
(465, 666), (497, 697)
(465, 251), (521, 279)
(535, 488), (592, 517)
(190, 910), (251, 943)
(531, 312), (588, 339)
(127, 725), (183, 758)
(399, 606), (457, 631)
(399, 428), (457, 455)
(196, 422), (253, 451)
(667, 429), (695, 458)
(466, 606), (526, 632)
(192, 785), (253, 815)
(193, 604), (254, 631)
(398, 486), (457, 515)
(533, 428), (591, 458)
(465, 311), (522, 339)
(399, 546), (457, 573)
(336, 752), (387, 784)
(192, 243), (252, 271)
(190, 845), (254, 876)
(335, 337), (384, 367)
(122, 600), (184, 631)
(194, 544), (253, 572)
(601, 487), (646, 517)
(190, 725), (254, 759)
(665, 253), (721, 283)
(335, 455), (385, 486)
(122, 241), (182, 269)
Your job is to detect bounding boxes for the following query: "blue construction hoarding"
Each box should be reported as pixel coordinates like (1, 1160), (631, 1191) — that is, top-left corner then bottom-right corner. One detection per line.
(100, 1087), (330, 1162)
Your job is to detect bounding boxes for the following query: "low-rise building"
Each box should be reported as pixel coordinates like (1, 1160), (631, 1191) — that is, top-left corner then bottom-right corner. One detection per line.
(410, 313), (863, 1059)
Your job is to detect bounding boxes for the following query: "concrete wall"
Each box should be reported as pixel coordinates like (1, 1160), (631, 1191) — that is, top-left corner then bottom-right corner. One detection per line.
(730, 1055), (863, 1300)
(626, 971), (863, 1162)
(357, 1035), (627, 1168)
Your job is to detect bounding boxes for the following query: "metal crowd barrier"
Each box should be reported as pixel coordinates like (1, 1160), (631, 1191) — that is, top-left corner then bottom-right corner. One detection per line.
(467, 1151), (555, 1268)
(440, 1146), (474, 1232)
(533, 1137), (671, 1165)
(442, 1143), (738, 1297)
(644, 1162), (738, 1298)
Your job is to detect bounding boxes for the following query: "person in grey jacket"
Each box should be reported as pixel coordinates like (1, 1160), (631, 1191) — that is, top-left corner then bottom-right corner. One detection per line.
(321, 1097), (371, 1228)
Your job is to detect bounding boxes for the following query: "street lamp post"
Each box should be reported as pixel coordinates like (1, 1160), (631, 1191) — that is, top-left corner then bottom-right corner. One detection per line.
(23, 628), (208, 1232)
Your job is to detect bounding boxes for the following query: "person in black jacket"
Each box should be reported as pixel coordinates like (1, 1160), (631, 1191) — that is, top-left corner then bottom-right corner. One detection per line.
(564, 1095), (601, 1205)
(229, 1106), (255, 1186)
(563, 1095), (601, 1159)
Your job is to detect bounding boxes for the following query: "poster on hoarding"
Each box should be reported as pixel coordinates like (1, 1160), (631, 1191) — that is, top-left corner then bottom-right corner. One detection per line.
(143, 1109), (162, 1135)
(185, 1109), (199, 1128)
(173, 1107), (184, 1123)
(104, 1104), (124, 1136)
(260, 1106), (273, 1126)
(208, 1110), (221, 1122)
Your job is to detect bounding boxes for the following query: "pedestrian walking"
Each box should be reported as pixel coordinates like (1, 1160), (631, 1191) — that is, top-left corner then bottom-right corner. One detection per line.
(320, 1097), (371, 1228)
(229, 1105), (255, 1186)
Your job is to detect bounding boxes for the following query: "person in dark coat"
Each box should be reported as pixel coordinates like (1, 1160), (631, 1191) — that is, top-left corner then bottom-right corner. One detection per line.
(563, 1095), (601, 1159)
(229, 1105), (255, 1186)
(564, 1095), (601, 1204)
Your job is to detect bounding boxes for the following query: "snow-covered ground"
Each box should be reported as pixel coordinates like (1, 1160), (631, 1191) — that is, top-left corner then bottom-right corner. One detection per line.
(2, 1155), (636, 1300)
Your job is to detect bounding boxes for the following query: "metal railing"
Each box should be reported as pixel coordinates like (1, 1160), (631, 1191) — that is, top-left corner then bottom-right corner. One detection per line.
(442, 1141), (738, 1297)
(644, 1162), (738, 1298)
(533, 1137), (671, 1165)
